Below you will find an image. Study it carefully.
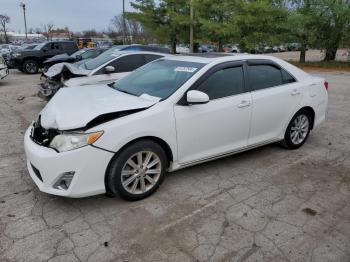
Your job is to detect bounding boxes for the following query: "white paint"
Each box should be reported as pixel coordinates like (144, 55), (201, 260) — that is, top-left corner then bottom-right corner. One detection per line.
(25, 54), (328, 198)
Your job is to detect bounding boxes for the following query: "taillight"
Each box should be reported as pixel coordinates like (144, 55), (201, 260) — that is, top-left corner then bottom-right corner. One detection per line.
(324, 81), (329, 91)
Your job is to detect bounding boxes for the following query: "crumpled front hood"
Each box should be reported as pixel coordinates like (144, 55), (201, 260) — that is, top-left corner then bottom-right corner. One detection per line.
(40, 84), (157, 130)
(44, 53), (70, 63)
(44, 62), (91, 78)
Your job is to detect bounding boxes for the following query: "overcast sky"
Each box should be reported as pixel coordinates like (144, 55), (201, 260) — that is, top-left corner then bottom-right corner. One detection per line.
(1, 0), (133, 33)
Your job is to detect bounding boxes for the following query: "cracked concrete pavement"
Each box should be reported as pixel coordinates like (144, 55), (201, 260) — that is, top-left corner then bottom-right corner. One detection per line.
(0, 69), (349, 262)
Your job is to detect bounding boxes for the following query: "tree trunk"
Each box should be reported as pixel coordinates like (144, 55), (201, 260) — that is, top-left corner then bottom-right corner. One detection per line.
(299, 49), (306, 63)
(299, 41), (306, 63)
(323, 33), (341, 61)
(324, 47), (338, 61)
(218, 41), (223, 52)
(4, 31), (8, 43)
(170, 39), (176, 54)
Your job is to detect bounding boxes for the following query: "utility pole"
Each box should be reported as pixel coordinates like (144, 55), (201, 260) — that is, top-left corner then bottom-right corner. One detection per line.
(122, 0), (126, 44)
(20, 2), (28, 40)
(190, 0), (194, 53)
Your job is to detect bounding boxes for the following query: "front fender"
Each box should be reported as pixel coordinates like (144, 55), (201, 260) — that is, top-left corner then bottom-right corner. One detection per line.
(90, 105), (178, 163)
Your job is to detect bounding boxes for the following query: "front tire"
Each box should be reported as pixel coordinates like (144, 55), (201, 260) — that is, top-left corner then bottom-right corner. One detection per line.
(282, 110), (311, 149)
(106, 140), (167, 201)
(23, 60), (39, 74)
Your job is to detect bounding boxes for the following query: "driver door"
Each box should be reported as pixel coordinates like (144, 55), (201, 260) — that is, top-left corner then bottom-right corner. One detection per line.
(174, 62), (252, 164)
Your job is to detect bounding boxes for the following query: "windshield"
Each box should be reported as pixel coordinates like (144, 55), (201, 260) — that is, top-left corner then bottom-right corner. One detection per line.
(113, 59), (205, 100)
(70, 49), (87, 58)
(84, 47), (121, 70)
(34, 43), (47, 50)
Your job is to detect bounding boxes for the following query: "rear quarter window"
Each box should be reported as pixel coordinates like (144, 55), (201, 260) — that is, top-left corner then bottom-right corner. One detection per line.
(281, 69), (296, 84)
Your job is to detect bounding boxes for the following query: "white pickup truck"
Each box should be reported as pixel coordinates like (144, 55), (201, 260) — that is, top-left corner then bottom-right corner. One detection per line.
(0, 55), (9, 80)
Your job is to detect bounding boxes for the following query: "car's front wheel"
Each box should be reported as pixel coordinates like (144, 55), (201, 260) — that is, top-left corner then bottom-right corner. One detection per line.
(282, 110), (311, 149)
(106, 140), (167, 201)
(23, 60), (39, 74)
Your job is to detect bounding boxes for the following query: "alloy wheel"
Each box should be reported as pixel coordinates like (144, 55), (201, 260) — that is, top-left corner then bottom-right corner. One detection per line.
(121, 151), (162, 195)
(290, 114), (309, 145)
(25, 62), (37, 73)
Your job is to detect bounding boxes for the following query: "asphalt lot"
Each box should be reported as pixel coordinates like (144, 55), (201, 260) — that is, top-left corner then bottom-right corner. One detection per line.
(0, 68), (349, 262)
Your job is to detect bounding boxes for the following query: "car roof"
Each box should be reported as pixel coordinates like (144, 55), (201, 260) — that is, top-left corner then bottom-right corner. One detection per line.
(163, 53), (310, 80)
(163, 53), (288, 64)
(111, 50), (173, 57)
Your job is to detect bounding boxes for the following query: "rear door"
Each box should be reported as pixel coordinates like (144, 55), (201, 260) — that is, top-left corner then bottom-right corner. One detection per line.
(247, 60), (303, 145)
(42, 43), (61, 61)
(174, 62), (252, 164)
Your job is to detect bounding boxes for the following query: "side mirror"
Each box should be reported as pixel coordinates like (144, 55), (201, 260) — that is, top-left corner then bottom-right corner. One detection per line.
(186, 90), (209, 105)
(105, 66), (115, 74)
(42, 47), (48, 52)
(76, 54), (82, 61)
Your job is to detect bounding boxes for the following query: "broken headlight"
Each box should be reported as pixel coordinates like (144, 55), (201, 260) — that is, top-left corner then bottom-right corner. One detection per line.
(49, 131), (103, 152)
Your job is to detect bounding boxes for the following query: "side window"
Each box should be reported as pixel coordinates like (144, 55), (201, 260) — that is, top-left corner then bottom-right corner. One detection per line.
(248, 64), (283, 90)
(281, 69), (296, 84)
(144, 54), (163, 63)
(60, 42), (71, 50)
(110, 54), (146, 73)
(196, 66), (245, 100)
(50, 43), (60, 50)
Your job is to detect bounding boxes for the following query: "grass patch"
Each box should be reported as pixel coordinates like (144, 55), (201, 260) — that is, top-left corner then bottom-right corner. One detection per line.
(289, 61), (350, 71)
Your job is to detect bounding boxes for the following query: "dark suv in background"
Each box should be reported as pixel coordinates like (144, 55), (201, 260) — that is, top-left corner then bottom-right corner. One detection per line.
(10, 41), (78, 74)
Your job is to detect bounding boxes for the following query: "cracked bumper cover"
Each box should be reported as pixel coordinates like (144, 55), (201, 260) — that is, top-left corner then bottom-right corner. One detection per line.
(24, 127), (114, 197)
(38, 79), (63, 98)
(0, 67), (9, 79)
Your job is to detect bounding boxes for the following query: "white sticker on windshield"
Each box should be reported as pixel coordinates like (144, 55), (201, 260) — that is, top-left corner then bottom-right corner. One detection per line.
(175, 67), (198, 73)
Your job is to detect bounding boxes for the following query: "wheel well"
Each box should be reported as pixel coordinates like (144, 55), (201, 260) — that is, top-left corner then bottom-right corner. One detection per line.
(104, 136), (174, 195)
(298, 106), (315, 129)
(23, 57), (39, 63)
(23, 57), (41, 68)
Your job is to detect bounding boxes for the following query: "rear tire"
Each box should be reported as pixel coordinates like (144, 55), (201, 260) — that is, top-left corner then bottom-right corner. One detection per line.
(23, 60), (39, 74)
(281, 110), (311, 149)
(106, 140), (167, 201)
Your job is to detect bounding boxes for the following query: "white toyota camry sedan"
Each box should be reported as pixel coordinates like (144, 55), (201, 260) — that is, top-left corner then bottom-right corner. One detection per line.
(24, 55), (328, 200)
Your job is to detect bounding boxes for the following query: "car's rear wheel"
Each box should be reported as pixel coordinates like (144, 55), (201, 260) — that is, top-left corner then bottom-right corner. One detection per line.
(282, 110), (311, 149)
(106, 140), (167, 201)
(23, 60), (39, 74)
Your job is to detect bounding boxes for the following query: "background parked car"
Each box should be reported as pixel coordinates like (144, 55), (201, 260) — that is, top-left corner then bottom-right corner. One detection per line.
(223, 44), (241, 53)
(39, 49), (170, 98)
(19, 43), (39, 50)
(0, 55), (9, 80)
(42, 48), (108, 72)
(176, 44), (190, 54)
(119, 44), (171, 54)
(9, 41), (79, 74)
(0, 45), (21, 67)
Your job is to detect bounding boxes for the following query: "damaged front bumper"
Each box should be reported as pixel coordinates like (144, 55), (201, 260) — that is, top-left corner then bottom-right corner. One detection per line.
(0, 67), (9, 80)
(38, 77), (63, 99)
(24, 126), (114, 198)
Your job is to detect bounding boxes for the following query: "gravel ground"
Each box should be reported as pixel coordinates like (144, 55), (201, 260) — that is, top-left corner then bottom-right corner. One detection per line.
(269, 49), (349, 62)
(0, 67), (349, 262)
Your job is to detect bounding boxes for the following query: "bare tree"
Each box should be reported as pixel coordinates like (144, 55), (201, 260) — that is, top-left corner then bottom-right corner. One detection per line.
(0, 14), (10, 43)
(110, 14), (145, 43)
(35, 27), (42, 34)
(42, 22), (55, 40)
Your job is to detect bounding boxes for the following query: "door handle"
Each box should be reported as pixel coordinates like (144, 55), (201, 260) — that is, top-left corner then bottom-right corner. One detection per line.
(237, 100), (251, 108)
(291, 89), (301, 96)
